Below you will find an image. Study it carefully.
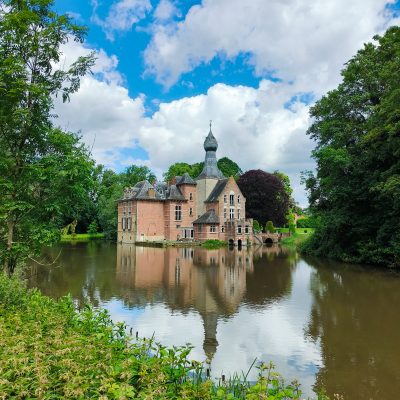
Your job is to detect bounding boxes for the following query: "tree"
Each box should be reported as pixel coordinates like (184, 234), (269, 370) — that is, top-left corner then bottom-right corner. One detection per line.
(237, 170), (290, 227)
(124, 165), (155, 186)
(164, 157), (242, 182)
(163, 163), (194, 182)
(217, 157), (242, 179)
(266, 221), (275, 233)
(273, 171), (297, 211)
(253, 220), (261, 233)
(303, 26), (400, 267)
(0, 0), (95, 274)
(287, 214), (296, 235)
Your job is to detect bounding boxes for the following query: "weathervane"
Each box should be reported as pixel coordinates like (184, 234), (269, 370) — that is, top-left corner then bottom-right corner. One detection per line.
(209, 120), (212, 131)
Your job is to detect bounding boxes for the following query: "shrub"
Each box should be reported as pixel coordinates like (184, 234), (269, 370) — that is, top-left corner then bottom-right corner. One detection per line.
(265, 220), (275, 233)
(87, 220), (98, 234)
(253, 220), (261, 233)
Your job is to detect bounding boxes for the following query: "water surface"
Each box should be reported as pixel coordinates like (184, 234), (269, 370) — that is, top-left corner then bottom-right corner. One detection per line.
(28, 242), (400, 399)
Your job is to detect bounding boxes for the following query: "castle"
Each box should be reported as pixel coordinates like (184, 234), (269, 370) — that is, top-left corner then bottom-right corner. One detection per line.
(117, 126), (253, 245)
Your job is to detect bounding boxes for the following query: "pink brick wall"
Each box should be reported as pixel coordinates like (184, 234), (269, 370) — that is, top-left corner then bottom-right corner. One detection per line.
(136, 201), (165, 241)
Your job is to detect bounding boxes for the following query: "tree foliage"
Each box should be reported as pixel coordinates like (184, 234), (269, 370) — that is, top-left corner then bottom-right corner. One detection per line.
(237, 170), (290, 227)
(303, 27), (400, 267)
(0, 0), (95, 274)
(163, 157), (242, 182)
(217, 157), (242, 179)
(266, 221), (275, 234)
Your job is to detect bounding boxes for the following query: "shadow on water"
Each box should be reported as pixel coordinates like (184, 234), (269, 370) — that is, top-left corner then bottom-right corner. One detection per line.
(304, 256), (400, 399)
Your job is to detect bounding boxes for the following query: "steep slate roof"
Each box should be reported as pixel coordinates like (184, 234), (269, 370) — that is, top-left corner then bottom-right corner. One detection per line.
(176, 172), (197, 185)
(165, 185), (186, 201)
(122, 180), (164, 201)
(205, 179), (228, 203)
(121, 180), (189, 202)
(193, 209), (220, 224)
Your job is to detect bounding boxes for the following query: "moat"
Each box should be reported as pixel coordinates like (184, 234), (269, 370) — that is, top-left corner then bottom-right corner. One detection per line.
(28, 242), (400, 399)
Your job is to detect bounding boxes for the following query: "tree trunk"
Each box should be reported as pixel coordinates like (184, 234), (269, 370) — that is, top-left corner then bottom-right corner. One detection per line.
(6, 218), (16, 276)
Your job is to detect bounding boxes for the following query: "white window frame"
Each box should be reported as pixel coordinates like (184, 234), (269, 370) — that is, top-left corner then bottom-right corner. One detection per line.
(175, 205), (182, 221)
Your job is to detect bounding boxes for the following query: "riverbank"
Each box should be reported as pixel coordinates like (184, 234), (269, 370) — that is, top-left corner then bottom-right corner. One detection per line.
(281, 231), (313, 248)
(0, 275), (326, 399)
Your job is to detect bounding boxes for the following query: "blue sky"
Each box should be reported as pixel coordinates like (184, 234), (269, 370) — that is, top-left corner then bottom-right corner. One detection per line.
(53, 0), (400, 206)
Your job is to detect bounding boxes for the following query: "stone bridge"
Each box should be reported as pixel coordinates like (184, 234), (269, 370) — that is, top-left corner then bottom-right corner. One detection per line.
(253, 232), (289, 245)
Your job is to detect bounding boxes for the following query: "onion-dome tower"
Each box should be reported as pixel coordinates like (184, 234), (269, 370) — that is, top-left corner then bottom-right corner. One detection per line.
(195, 122), (224, 217)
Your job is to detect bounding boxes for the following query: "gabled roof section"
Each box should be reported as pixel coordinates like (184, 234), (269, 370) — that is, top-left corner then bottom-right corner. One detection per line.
(205, 179), (228, 203)
(165, 185), (186, 201)
(122, 180), (164, 201)
(176, 172), (197, 186)
(193, 209), (220, 224)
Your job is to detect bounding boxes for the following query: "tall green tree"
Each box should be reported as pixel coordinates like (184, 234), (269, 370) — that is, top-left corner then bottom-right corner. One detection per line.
(0, 0), (95, 274)
(303, 26), (400, 267)
(124, 165), (156, 186)
(217, 157), (242, 179)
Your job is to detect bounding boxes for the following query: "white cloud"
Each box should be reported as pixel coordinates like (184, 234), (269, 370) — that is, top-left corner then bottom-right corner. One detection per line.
(144, 0), (400, 91)
(56, 0), (400, 207)
(139, 81), (313, 205)
(56, 50), (313, 204)
(54, 41), (146, 167)
(153, 0), (178, 21)
(92, 0), (152, 40)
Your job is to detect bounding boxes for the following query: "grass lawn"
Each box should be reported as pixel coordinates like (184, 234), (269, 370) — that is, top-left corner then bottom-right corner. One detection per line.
(60, 233), (105, 241)
(276, 227), (315, 234)
(280, 231), (313, 247)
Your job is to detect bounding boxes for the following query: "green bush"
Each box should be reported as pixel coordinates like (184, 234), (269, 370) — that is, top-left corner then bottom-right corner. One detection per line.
(253, 220), (261, 233)
(87, 220), (98, 234)
(0, 275), (327, 399)
(297, 217), (317, 229)
(265, 220), (275, 233)
(201, 239), (227, 249)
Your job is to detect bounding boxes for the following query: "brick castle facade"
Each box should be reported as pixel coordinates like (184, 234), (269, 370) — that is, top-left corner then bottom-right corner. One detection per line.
(117, 126), (252, 245)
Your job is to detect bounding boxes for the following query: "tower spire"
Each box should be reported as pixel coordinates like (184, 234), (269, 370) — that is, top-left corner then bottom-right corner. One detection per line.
(196, 123), (224, 179)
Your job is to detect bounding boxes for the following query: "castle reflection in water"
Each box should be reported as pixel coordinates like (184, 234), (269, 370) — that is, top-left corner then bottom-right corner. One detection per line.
(116, 244), (283, 360)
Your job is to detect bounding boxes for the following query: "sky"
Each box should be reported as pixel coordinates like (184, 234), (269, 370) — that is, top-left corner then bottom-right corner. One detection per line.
(53, 0), (400, 206)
